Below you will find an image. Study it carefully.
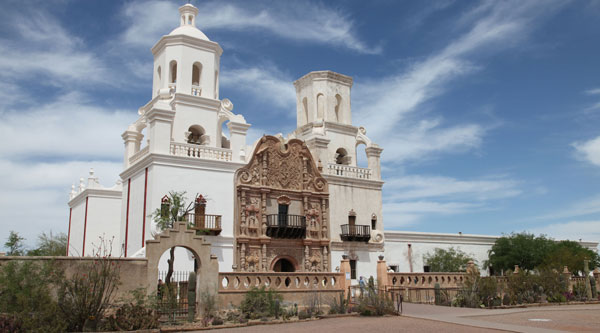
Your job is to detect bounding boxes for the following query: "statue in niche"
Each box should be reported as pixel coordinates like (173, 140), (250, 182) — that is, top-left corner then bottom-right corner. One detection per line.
(306, 203), (321, 239)
(244, 197), (261, 237)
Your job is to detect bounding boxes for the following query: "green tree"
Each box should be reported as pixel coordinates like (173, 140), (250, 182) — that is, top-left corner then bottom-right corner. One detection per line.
(424, 247), (474, 272)
(27, 232), (67, 256)
(540, 240), (599, 273)
(486, 233), (555, 272)
(4, 231), (25, 256)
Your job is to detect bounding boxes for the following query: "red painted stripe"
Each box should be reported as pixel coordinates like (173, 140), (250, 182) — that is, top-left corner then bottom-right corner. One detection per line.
(67, 207), (72, 256)
(82, 197), (89, 256)
(125, 178), (131, 257)
(142, 168), (148, 248)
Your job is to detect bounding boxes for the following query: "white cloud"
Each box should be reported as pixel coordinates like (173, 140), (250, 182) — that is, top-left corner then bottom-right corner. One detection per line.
(529, 220), (600, 243)
(385, 174), (521, 201)
(220, 66), (296, 110)
(119, 0), (379, 54)
(584, 88), (600, 95)
(533, 194), (600, 222)
(0, 92), (137, 159)
(0, 159), (122, 249)
(353, 0), (564, 164)
(0, 8), (111, 86)
(382, 173), (520, 229)
(573, 136), (600, 167)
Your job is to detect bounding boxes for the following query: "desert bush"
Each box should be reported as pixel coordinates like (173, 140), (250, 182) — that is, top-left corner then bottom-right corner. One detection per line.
(454, 272), (500, 308)
(239, 286), (282, 319)
(356, 277), (395, 316)
(101, 302), (159, 331)
(572, 281), (588, 301)
(57, 239), (121, 332)
(0, 260), (67, 332)
(298, 310), (311, 319)
(328, 292), (347, 314)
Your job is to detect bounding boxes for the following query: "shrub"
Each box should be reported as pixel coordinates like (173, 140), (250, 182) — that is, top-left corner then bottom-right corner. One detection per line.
(590, 276), (597, 299)
(502, 293), (511, 306)
(572, 281), (588, 301)
(0, 314), (21, 332)
(328, 292), (347, 314)
(212, 317), (224, 325)
(56, 239), (121, 332)
(298, 310), (311, 320)
(0, 260), (67, 332)
(356, 277), (395, 316)
(239, 286), (282, 319)
(102, 303), (160, 331)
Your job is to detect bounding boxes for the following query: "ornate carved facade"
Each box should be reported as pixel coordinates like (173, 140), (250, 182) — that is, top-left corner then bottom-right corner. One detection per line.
(234, 136), (330, 272)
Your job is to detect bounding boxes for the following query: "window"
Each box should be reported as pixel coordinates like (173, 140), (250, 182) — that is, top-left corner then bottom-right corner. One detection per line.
(371, 217), (376, 230)
(316, 93), (325, 119)
(169, 60), (177, 84)
(192, 62), (202, 86)
(334, 94), (342, 122)
(302, 97), (308, 123)
(335, 148), (349, 165)
(350, 259), (357, 280)
(187, 125), (207, 145)
(388, 265), (399, 273)
(423, 265), (430, 273)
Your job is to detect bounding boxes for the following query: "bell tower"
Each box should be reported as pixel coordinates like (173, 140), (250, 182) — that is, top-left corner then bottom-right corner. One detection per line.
(151, 4), (221, 100)
(293, 71), (353, 128)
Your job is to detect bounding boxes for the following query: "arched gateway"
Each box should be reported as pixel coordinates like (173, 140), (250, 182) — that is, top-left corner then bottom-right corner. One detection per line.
(145, 221), (219, 297)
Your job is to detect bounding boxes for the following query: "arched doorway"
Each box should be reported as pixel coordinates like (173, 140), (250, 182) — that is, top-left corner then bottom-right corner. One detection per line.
(272, 257), (296, 272)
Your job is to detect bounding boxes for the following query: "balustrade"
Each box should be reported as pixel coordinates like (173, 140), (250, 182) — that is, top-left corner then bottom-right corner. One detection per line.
(185, 213), (222, 236)
(129, 146), (149, 164)
(218, 272), (344, 293)
(170, 142), (232, 161)
(327, 163), (372, 179)
(388, 272), (466, 289)
(191, 85), (201, 96)
(340, 224), (371, 242)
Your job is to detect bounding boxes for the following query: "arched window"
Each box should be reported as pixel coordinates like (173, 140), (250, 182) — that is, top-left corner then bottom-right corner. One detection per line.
(157, 66), (162, 81)
(334, 94), (342, 122)
(187, 125), (208, 145)
(335, 148), (349, 165)
(169, 60), (177, 84)
(192, 62), (202, 96)
(316, 93), (325, 120)
(371, 214), (377, 230)
(192, 62), (202, 86)
(302, 97), (309, 123)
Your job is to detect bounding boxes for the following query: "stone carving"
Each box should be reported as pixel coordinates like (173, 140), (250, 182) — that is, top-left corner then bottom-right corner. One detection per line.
(246, 250), (260, 272)
(234, 136), (330, 272)
(236, 136), (328, 193)
(308, 250), (322, 272)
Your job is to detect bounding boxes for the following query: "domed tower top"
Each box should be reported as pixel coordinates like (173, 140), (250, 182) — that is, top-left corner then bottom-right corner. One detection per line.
(168, 3), (209, 41)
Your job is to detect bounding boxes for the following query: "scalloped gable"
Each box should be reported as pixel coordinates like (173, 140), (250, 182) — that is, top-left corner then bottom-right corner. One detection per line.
(236, 135), (328, 193)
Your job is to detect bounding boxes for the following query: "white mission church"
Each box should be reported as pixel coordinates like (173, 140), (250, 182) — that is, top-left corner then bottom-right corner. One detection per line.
(65, 4), (597, 279)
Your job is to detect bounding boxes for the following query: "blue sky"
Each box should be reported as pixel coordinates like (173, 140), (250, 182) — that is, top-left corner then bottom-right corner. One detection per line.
(2, 0), (600, 249)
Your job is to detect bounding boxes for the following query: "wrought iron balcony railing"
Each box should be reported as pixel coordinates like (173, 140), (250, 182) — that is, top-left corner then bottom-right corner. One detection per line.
(186, 213), (222, 236)
(340, 224), (371, 242)
(266, 214), (306, 239)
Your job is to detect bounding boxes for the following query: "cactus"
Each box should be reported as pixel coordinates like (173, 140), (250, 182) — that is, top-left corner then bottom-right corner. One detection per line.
(188, 271), (197, 322)
(590, 275), (597, 299)
(434, 283), (441, 305)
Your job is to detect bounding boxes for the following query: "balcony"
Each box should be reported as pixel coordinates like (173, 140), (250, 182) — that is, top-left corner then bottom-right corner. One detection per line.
(170, 142), (232, 161)
(340, 224), (371, 242)
(327, 163), (372, 179)
(186, 213), (222, 236)
(266, 214), (306, 239)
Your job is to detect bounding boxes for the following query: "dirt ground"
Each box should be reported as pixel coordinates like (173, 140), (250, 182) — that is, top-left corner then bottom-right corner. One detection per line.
(212, 315), (504, 333)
